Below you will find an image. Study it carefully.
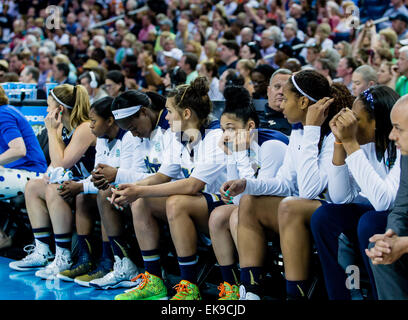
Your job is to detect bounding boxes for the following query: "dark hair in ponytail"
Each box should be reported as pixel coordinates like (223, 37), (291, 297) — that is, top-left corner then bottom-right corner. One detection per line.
(222, 85), (259, 127)
(91, 96), (115, 120)
(288, 70), (354, 150)
(358, 85), (399, 168)
(167, 76), (212, 123)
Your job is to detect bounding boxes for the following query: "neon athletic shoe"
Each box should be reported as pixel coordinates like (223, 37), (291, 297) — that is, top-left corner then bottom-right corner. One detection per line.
(74, 258), (113, 287)
(218, 282), (240, 300)
(170, 280), (202, 300)
(114, 272), (168, 300)
(57, 253), (93, 282)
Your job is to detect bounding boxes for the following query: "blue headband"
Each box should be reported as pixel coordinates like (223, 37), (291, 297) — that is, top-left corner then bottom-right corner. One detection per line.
(362, 88), (375, 110)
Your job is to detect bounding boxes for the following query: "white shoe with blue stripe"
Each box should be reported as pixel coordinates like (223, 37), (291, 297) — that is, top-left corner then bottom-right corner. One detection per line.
(89, 256), (139, 290)
(9, 240), (54, 272)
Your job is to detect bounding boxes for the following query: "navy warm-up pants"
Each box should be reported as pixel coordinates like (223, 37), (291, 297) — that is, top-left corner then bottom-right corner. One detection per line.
(310, 203), (388, 300)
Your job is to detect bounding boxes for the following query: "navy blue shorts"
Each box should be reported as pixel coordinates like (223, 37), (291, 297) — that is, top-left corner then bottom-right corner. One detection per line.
(201, 192), (225, 214)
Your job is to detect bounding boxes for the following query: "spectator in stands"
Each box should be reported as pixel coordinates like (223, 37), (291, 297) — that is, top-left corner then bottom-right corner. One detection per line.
(283, 58), (302, 72)
(9, 84), (96, 278)
(8, 53), (24, 75)
(163, 66), (187, 93)
(3, 72), (19, 82)
(395, 46), (408, 96)
(334, 56), (360, 92)
(240, 42), (262, 62)
(282, 21), (303, 57)
(53, 63), (75, 86)
(219, 70), (351, 300)
(0, 60), (9, 83)
(311, 85), (400, 300)
(209, 85), (288, 300)
(240, 27), (254, 45)
(377, 61), (399, 89)
(19, 66), (46, 99)
(260, 27), (281, 67)
(313, 58), (336, 84)
(105, 70), (126, 98)
(352, 65), (378, 97)
(179, 52), (199, 85)
(163, 48), (183, 73)
(78, 71), (108, 105)
(334, 41), (352, 58)
(218, 40), (240, 76)
(0, 86), (47, 249)
(390, 14), (408, 41)
(199, 61), (224, 101)
(175, 18), (193, 51)
(38, 56), (53, 91)
(372, 47), (394, 70)
(304, 43), (321, 69)
(366, 94), (408, 300)
(236, 59), (256, 96)
(218, 69), (245, 97)
(274, 43), (294, 69)
(251, 64), (276, 100)
(138, 14), (156, 43)
(260, 68), (292, 135)
(379, 0), (408, 30)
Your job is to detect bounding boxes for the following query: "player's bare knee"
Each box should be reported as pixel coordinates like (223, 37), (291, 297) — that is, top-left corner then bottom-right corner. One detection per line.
(209, 206), (230, 233)
(166, 195), (188, 222)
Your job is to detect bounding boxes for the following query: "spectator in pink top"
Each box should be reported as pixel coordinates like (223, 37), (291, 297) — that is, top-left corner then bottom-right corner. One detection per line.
(138, 15), (156, 43)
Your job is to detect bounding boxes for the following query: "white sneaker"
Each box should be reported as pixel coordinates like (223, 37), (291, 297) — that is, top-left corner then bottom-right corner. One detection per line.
(35, 247), (73, 280)
(239, 285), (261, 300)
(89, 256), (139, 290)
(9, 240), (54, 271)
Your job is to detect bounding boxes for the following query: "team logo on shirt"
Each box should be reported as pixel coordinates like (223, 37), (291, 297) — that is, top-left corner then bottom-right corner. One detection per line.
(116, 149), (120, 158)
(154, 142), (161, 153)
(268, 120), (276, 126)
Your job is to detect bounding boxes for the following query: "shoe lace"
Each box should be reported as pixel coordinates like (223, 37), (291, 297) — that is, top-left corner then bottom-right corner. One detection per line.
(172, 282), (190, 299)
(23, 244), (36, 257)
(130, 272), (149, 290)
(218, 282), (236, 298)
(220, 282), (236, 297)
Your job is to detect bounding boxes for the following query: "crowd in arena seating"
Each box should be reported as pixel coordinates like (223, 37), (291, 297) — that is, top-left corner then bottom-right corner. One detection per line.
(1, 0), (408, 301)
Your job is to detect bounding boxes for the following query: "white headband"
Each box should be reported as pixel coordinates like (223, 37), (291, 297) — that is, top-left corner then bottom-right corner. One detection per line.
(112, 105), (141, 120)
(291, 76), (317, 102)
(50, 89), (73, 109)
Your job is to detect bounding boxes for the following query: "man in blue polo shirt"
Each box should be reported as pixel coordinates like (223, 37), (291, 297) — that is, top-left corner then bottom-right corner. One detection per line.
(0, 92), (47, 248)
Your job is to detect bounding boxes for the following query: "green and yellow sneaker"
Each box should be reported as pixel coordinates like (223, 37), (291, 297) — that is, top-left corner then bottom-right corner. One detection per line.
(114, 272), (168, 300)
(218, 282), (240, 300)
(170, 280), (202, 300)
(56, 257), (93, 282)
(74, 259), (113, 287)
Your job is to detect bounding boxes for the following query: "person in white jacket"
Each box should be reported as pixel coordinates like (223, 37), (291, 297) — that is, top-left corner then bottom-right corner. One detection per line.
(310, 85), (401, 300)
(218, 70), (354, 300)
(87, 91), (175, 290)
(109, 77), (228, 300)
(44, 96), (145, 286)
(208, 85), (288, 300)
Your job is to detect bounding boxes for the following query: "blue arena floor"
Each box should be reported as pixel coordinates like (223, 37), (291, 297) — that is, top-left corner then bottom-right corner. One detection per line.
(0, 257), (125, 300)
